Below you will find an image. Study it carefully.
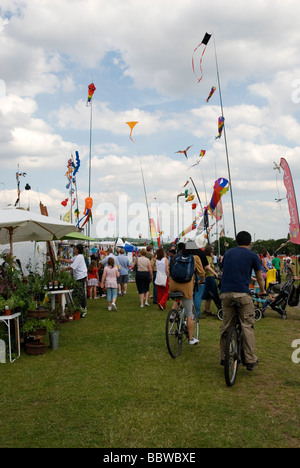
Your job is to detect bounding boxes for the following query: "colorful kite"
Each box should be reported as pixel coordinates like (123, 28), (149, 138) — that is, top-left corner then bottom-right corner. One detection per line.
(73, 151), (81, 179)
(61, 199), (68, 207)
(206, 178), (229, 217)
(192, 32), (212, 83)
(206, 86), (216, 103)
(280, 158), (300, 244)
(86, 83), (96, 106)
(150, 218), (159, 248)
(176, 145), (193, 158)
(65, 158), (73, 190)
(189, 150), (206, 169)
(126, 121), (138, 142)
(183, 180), (189, 187)
(76, 197), (93, 228)
(215, 116), (225, 139)
(15, 169), (26, 206)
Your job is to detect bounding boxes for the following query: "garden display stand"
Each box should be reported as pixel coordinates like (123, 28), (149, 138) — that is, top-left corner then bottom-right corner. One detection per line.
(0, 312), (21, 362)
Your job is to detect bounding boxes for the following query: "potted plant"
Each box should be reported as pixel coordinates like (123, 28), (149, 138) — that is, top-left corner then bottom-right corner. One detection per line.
(22, 318), (55, 336)
(70, 293), (82, 320)
(22, 318), (56, 355)
(3, 296), (16, 315)
(26, 298), (48, 318)
(64, 303), (74, 321)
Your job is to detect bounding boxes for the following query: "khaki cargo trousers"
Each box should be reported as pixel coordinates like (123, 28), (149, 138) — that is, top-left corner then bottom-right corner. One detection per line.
(220, 292), (258, 364)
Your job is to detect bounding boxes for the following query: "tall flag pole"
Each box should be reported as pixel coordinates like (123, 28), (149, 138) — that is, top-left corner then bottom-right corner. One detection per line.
(213, 34), (237, 239)
(86, 83), (96, 238)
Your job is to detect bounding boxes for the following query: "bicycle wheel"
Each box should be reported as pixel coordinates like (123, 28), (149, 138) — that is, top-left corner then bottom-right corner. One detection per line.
(165, 308), (183, 358)
(254, 308), (262, 321)
(192, 304), (199, 340)
(224, 326), (239, 387)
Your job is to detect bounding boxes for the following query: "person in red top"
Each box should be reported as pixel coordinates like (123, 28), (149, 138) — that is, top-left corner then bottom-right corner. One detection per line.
(87, 259), (100, 299)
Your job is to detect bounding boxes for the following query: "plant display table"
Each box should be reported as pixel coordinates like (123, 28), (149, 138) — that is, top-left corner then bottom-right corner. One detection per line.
(0, 312), (21, 362)
(47, 289), (73, 315)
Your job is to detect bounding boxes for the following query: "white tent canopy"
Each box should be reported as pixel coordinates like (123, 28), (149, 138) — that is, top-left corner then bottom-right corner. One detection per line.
(0, 208), (76, 256)
(116, 237), (125, 247)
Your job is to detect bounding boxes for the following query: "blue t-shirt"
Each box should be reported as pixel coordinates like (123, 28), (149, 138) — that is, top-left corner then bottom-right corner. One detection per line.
(118, 254), (130, 276)
(220, 247), (262, 294)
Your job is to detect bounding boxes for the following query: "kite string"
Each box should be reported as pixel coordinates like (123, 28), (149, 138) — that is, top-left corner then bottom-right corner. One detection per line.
(213, 33), (237, 239)
(275, 172), (289, 230)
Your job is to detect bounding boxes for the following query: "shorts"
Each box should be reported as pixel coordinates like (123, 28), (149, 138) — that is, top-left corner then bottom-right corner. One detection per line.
(182, 298), (193, 317)
(119, 274), (129, 284)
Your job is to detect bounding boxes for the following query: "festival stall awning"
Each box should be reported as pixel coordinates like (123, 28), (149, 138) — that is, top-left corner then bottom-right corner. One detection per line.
(0, 208), (76, 256)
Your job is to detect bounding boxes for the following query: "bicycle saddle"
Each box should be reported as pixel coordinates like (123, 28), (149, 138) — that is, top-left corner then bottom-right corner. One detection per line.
(169, 291), (184, 299)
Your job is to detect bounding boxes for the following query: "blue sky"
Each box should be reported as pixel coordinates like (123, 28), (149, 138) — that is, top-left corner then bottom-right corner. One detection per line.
(0, 0), (300, 243)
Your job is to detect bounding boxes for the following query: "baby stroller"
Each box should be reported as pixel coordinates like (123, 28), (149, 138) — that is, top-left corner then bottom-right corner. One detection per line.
(262, 279), (297, 319)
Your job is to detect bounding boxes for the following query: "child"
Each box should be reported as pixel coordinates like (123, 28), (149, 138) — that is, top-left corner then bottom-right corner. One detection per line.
(101, 257), (120, 310)
(88, 260), (100, 299)
(97, 263), (105, 297)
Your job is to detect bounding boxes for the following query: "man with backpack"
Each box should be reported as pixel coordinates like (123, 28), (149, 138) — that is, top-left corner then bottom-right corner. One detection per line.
(169, 242), (205, 345)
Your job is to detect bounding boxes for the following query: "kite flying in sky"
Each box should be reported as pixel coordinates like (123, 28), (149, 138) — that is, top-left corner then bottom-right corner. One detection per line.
(206, 178), (229, 218)
(192, 32), (212, 83)
(189, 150), (206, 169)
(76, 196), (93, 229)
(86, 83), (96, 106)
(215, 116), (225, 139)
(206, 86), (216, 103)
(126, 121), (138, 142)
(176, 145), (193, 158)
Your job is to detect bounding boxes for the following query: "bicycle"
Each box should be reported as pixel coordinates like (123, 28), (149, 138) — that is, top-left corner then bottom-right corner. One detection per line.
(222, 299), (246, 387)
(165, 291), (199, 359)
(222, 295), (265, 386)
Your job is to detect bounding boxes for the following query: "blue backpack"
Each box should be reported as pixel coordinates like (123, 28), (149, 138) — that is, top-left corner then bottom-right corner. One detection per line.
(171, 254), (195, 283)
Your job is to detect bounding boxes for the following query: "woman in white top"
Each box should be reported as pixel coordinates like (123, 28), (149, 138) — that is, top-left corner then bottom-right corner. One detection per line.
(59, 244), (88, 314)
(131, 249), (153, 308)
(154, 248), (169, 310)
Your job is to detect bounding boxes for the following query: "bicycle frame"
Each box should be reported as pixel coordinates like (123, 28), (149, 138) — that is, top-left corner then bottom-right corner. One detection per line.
(223, 301), (245, 387)
(166, 294), (199, 359)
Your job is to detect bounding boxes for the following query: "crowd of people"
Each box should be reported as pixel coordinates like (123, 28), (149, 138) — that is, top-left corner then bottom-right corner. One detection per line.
(58, 237), (300, 366)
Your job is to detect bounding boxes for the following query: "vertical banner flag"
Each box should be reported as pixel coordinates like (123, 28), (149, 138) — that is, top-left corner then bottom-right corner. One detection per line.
(280, 158), (300, 244)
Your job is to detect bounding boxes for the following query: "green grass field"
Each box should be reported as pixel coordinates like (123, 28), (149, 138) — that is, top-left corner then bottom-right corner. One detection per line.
(0, 282), (299, 448)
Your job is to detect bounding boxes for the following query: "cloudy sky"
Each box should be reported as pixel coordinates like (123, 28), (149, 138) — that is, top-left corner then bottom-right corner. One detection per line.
(0, 0), (299, 243)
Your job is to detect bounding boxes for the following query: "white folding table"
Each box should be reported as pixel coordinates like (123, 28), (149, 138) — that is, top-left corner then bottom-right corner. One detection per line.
(0, 312), (21, 363)
(47, 289), (74, 315)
